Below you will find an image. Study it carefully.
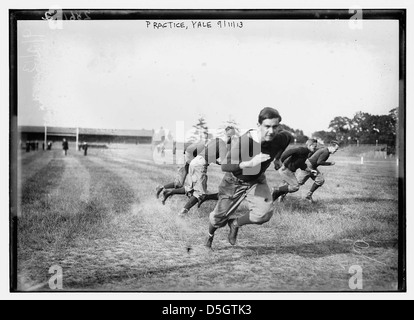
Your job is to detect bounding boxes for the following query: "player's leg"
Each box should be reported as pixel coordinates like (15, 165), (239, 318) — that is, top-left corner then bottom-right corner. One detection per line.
(156, 182), (175, 199)
(174, 162), (190, 188)
(228, 176), (273, 245)
(192, 158), (211, 209)
(205, 173), (239, 249)
(206, 196), (235, 249)
(156, 162), (190, 198)
(181, 156), (208, 215)
(305, 170), (325, 203)
(162, 187), (186, 205)
(272, 167), (299, 201)
(197, 193), (219, 208)
(296, 168), (311, 186)
(178, 195), (199, 216)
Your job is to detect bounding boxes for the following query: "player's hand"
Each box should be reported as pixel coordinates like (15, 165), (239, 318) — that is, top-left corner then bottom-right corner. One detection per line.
(240, 153), (270, 169)
(330, 161), (336, 166)
(274, 159), (283, 170)
(310, 169), (317, 175)
(250, 153), (271, 167)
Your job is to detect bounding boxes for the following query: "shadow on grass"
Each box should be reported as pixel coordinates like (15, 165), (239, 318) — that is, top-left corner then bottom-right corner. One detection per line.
(275, 196), (398, 216)
(274, 200), (327, 214)
(19, 150), (42, 167)
(219, 240), (351, 258)
(21, 157), (64, 205)
(240, 238), (397, 258)
(58, 237), (398, 290)
(323, 197), (398, 206)
(82, 156), (138, 214)
(18, 156), (138, 252)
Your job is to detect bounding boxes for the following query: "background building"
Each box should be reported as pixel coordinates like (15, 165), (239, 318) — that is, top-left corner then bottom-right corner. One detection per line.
(18, 126), (154, 147)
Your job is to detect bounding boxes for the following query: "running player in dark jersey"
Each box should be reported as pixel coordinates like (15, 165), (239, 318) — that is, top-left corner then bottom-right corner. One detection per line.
(271, 138), (317, 202)
(205, 107), (293, 249)
(296, 141), (339, 203)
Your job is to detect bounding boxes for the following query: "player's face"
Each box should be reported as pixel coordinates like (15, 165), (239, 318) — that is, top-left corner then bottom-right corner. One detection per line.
(258, 118), (280, 142)
(308, 143), (317, 153)
(226, 128), (236, 138)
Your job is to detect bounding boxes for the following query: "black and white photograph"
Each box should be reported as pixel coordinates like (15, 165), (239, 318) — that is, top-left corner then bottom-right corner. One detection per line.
(7, 4), (409, 298)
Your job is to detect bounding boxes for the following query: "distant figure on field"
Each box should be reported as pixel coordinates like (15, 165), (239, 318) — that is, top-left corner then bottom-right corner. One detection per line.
(296, 140), (340, 203)
(159, 126), (166, 143)
(172, 140), (177, 164)
(160, 143), (166, 158)
(25, 141), (30, 152)
(224, 126), (237, 146)
(62, 139), (69, 156)
(82, 141), (88, 156)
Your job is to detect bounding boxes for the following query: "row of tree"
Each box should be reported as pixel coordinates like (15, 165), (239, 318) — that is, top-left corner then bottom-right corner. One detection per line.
(313, 108), (397, 149)
(188, 108), (398, 153)
(189, 116), (241, 143)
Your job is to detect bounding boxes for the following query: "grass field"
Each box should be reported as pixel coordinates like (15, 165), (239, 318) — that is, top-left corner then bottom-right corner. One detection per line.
(15, 144), (401, 292)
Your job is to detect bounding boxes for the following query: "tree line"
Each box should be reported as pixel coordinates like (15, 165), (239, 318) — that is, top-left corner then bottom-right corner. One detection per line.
(313, 108), (397, 152)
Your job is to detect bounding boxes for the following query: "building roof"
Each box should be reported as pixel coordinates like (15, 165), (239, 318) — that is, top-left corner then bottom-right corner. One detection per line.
(18, 126), (153, 137)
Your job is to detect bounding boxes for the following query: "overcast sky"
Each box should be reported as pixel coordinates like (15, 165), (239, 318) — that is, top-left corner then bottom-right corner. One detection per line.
(18, 18), (399, 139)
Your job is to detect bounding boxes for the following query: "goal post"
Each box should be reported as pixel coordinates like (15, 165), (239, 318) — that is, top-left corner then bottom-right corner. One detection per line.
(76, 127), (79, 151)
(44, 125), (47, 150)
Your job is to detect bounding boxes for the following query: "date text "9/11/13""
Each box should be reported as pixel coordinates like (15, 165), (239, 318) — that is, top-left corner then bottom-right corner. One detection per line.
(146, 20), (244, 30)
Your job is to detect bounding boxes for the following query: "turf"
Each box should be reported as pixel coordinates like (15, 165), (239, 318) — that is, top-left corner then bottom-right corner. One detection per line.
(15, 145), (400, 292)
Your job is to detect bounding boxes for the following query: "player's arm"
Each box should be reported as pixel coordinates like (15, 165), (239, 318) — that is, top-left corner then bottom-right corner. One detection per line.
(280, 148), (296, 164)
(280, 147), (303, 167)
(221, 137), (241, 172)
(221, 136), (270, 171)
(240, 153), (271, 169)
(273, 150), (286, 170)
(290, 148), (310, 171)
(316, 149), (334, 166)
(273, 131), (294, 170)
(215, 139), (227, 165)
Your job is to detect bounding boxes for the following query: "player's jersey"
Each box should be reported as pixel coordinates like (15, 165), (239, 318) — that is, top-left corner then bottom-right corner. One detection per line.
(280, 146), (313, 172)
(307, 147), (333, 169)
(221, 130), (293, 182)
